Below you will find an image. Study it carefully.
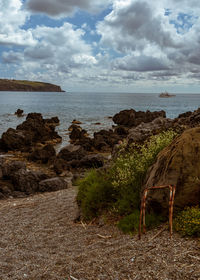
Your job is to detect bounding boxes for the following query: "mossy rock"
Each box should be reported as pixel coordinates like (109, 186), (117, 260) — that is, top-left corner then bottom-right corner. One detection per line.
(145, 127), (200, 213)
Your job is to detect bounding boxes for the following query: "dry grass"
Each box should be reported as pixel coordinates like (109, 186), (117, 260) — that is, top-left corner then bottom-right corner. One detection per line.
(0, 186), (199, 280)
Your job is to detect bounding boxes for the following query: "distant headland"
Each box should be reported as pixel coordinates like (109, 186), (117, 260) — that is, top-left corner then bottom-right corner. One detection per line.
(0, 79), (65, 92)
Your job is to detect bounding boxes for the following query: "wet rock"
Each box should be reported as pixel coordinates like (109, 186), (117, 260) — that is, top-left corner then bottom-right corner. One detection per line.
(12, 169), (49, 194)
(144, 127), (200, 214)
(29, 144), (56, 163)
(38, 177), (68, 192)
(113, 109), (166, 127)
(44, 116), (59, 125)
(69, 125), (87, 141)
(1, 112), (61, 152)
(15, 109), (24, 117)
(72, 119), (82, 125)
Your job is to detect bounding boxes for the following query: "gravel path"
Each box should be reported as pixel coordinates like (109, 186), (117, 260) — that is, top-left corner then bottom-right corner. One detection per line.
(0, 186), (199, 280)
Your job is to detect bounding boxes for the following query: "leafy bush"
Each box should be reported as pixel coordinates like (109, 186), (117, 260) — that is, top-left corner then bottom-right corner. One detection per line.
(117, 210), (163, 234)
(76, 169), (116, 220)
(109, 130), (177, 215)
(77, 130), (177, 229)
(174, 206), (200, 237)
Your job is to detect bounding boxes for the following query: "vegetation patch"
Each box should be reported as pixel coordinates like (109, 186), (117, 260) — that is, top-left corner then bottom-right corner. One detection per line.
(174, 206), (200, 237)
(76, 130), (177, 231)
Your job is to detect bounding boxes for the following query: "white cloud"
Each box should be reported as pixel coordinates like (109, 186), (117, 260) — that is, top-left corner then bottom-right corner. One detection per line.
(2, 0), (200, 92)
(0, 0), (35, 46)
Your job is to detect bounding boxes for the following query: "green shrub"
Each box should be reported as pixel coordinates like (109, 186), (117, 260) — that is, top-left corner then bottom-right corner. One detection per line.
(117, 210), (163, 234)
(76, 169), (116, 220)
(109, 130), (177, 215)
(174, 206), (200, 237)
(76, 130), (177, 228)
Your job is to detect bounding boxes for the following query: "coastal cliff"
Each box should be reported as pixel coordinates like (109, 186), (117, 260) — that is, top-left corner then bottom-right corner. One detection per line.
(0, 79), (64, 92)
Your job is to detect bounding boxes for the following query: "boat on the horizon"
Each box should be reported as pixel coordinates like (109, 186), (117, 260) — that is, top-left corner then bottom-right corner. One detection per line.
(159, 91), (176, 98)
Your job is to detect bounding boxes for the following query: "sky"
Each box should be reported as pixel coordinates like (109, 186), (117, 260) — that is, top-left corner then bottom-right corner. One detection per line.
(1, 0), (200, 93)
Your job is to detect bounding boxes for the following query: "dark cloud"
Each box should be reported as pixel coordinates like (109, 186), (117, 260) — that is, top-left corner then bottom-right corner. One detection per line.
(25, 0), (109, 17)
(26, 0), (89, 16)
(2, 51), (22, 63)
(24, 45), (54, 60)
(97, 1), (178, 53)
(113, 55), (169, 72)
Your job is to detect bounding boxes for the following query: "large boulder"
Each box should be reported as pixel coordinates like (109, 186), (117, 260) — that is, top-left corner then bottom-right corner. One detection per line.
(11, 169), (49, 194)
(113, 109), (166, 127)
(69, 125), (93, 151)
(127, 117), (173, 144)
(93, 129), (121, 151)
(29, 144), (56, 163)
(1, 128), (31, 151)
(38, 177), (68, 192)
(68, 154), (105, 169)
(144, 127), (200, 214)
(1, 160), (26, 178)
(57, 144), (87, 161)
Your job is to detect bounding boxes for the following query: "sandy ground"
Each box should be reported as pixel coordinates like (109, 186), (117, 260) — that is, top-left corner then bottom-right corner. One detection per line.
(0, 186), (199, 280)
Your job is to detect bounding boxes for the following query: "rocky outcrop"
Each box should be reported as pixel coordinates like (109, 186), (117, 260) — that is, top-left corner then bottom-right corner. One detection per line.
(113, 109), (166, 127)
(0, 79), (64, 92)
(0, 158), (68, 198)
(15, 109), (24, 117)
(1, 113), (61, 152)
(127, 117), (174, 144)
(53, 144), (105, 173)
(144, 127), (200, 214)
(29, 144), (56, 163)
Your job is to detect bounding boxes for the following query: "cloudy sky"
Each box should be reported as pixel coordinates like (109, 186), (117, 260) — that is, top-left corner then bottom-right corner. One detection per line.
(1, 0), (200, 93)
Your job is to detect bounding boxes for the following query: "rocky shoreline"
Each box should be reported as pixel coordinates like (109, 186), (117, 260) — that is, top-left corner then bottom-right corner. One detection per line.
(0, 107), (200, 203)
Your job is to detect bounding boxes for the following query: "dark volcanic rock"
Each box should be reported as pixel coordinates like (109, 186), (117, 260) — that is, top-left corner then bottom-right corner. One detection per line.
(39, 177), (68, 192)
(113, 109), (166, 127)
(1, 113), (61, 152)
(58, 144), (87, 161)
(1, 160), (26, 179)
(69, 125), (87, 142)
(12, 169), (49, 194)
(127, 117), (173, 144)
(15, 109), (24, 117)
(67, 154), (105, 169)
(78, 154), (105, 168)
(93, 129), (121, 151)
(29, 144), (56, 163)
(1, 128), (31, 151)
(44, 116), (60, 125)
(144, 127), (200, 215)
(53, 158), (69, 174)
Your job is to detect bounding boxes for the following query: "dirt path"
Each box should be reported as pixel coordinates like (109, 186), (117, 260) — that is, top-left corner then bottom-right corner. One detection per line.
(0, 186), (199, 280)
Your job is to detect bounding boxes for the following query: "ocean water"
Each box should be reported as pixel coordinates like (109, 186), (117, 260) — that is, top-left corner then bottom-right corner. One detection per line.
(0, 91), (200, 148)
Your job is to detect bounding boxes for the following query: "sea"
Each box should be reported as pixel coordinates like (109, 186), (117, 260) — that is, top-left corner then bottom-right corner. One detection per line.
(0, 91), (200, 149)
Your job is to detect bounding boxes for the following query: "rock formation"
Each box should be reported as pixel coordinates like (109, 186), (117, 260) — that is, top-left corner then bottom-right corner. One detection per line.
(1, 113), (61, 152)
(144, 127), (200, 214)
